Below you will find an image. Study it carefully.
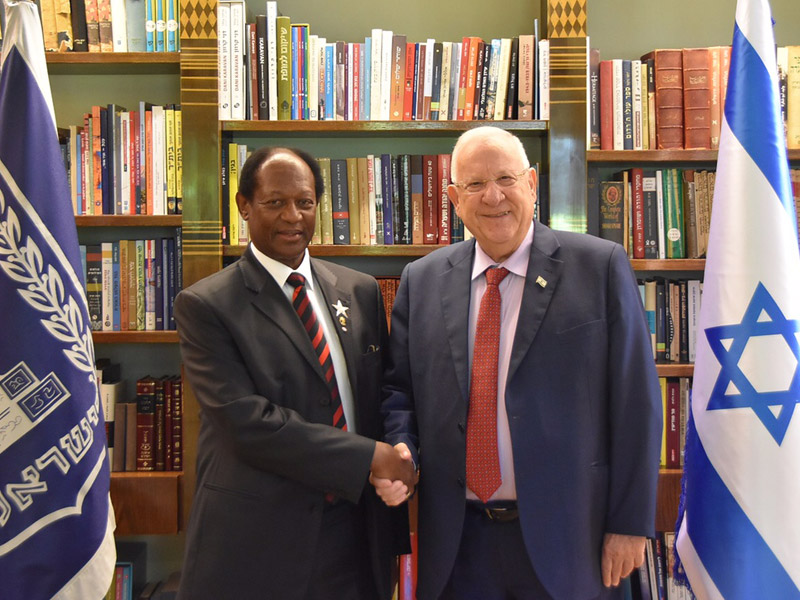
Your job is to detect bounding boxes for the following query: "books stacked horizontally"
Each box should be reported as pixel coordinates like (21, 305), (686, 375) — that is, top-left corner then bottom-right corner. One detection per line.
(97, 363), (183, 473)
(39, 0), (179, 53)
(60, 103), (182, 216)
(218, 0), (549, 122)
(594, 167), (716, 260)
(81, 233), (182, 331)
(224, 143), (541, 247)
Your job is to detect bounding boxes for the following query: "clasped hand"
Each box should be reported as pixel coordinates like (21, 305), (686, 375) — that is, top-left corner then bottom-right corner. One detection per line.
(369, 442), (418, 506)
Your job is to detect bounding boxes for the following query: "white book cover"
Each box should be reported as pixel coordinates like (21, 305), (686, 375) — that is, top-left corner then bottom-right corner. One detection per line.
(380, 30), (393, 120)
(631, 59), (643, 150)
(450, 43), (461, 119)
(101, 242), (113, 331)
(124, 0), (146, 52)
(229, 0), (246, 121)
(655, 169), (666, 259)
(485, 38), (501, 120)
(687, 278), (702, 363)
(266, 0), (278, 120)
(518, 35), (535, 120)
(347, 42), (355, 121)
(493, 38), (512, 121)
(110, 0), (128, 51)
(366, 154), (377, 244)
(538, 39), (550, 120)
(120, 111), (131, 214)
(370, 29), (382, 121)
(612, 58), (623, 150)
(317, 37), (327, 120)
(217, 1), (231, 120)
(308, 35), (319, 120)
(152, 105), (166, 215)
(439, 42), (452, 121)
(423, 38), (435, 115)
(145, 239), (156, 330)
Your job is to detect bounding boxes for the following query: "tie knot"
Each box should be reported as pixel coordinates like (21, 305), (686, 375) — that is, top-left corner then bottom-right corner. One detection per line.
(485, 266), (509, 287)
(287, 272), (306, 288)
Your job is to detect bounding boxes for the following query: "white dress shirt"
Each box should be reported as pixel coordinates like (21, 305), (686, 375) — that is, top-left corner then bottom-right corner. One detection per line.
(249, 244), (358, 432)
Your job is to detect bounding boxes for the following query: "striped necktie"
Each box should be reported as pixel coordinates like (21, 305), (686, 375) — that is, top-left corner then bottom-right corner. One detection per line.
(287, 272), (346, 430)
(466, 266), (509, 502)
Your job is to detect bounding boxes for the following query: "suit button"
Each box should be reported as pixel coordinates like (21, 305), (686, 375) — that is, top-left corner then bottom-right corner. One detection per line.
(457, 422), (465, 433)
(457, 477), (465, 488)
(320, 397), (330, 406)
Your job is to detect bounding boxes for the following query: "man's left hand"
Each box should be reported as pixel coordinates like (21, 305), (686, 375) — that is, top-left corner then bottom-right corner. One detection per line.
(601, 533), (646, 587)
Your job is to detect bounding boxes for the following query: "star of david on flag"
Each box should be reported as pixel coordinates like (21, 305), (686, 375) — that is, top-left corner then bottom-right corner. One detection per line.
(674, 0), (800, 598)
(0, 2), (116, 598)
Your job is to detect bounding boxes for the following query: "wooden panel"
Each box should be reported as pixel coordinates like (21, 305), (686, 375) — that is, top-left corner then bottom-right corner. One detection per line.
(223, 120), (548, 134)
(92, 331), (179, 343)
(589, 148), (800, 163)
(631, 259), (705, 271)
(110, 472), (182, 535)
(75, 215), (183, 227)
(655, 363), (695, 377)
(656, 469), (682, 532)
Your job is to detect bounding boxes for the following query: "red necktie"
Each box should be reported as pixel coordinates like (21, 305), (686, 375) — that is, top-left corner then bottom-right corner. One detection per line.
(466, 266), (509, 502)
(287, 273), (346, 430)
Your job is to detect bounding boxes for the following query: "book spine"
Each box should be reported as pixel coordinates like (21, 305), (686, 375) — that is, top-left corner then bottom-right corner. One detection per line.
(330, 159), (350, 244)
(438, 154), (451, 244)
(136, 378), (156, 471)
(682, 47), (711, 149)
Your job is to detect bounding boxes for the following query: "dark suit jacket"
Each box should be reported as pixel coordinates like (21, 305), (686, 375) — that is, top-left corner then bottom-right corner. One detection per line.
(383, 221), (662, 600)
(175, 249), (408, 600)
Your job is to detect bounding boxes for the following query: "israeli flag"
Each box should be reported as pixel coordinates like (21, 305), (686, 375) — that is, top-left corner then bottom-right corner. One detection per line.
(0, 2), (116, 597)
(674, 0), (800, 598)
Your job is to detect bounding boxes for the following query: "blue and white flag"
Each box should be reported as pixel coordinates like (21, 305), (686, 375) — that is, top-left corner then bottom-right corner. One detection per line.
(0, 2), (116, 598)
(675, 0), (800, 598)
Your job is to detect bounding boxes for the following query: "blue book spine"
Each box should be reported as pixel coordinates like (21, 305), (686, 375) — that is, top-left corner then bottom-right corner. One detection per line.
(412, 43), (421, 120)
(301, 26), (309, 120)
(167, 0), (177, 52)
(325, 45), (335, 120)
(622, 59), (633, 150)
(145, 0), (155, 52)
(291, 26), (299, 120)
(363, 37), (371, 120)
(154, 238), (164, 330)
(156, 0), (165, 52)
(99, 107), (110, 215)
(112, 242), (120, 330)
(161, 238), (171, 329)
(381, 154), (394, 245)
(166, 237), (176, 329)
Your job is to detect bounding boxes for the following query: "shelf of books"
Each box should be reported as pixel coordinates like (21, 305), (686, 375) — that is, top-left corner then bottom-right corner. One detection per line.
(223, 120), (549, 135)
(93, 331), (180, 343)
(224, 243), (446, 258)
(110, 472), (182, 535)
(76, 215), (183, 227)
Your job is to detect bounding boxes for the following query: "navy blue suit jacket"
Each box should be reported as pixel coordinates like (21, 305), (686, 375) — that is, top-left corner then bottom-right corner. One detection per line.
(382, 221), (662, 600)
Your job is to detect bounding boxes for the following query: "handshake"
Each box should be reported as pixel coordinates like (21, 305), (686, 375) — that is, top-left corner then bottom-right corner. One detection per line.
(369, 442), (419, 507)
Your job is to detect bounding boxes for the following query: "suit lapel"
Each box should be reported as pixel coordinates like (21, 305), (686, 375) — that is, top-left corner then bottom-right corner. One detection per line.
(440, 241), (475, 404)
(239, 249), (328, 384)
(311, 259), (361, 397)
(508, 221), (563, 382)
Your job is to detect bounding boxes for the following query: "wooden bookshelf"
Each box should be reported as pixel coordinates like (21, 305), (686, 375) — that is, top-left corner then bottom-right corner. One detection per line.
(655, 363), (695, 377)
(110, 472), (182, 535)
(46, 52), (180, 64)
(656, 469), (683, 532)
(92, 331), (179, 343)
(589, 149), (800, 163)
(75, 215), (183, 227)
(222, 120), (549, 135)
(223, 244), (447, 258)
(631, 259), (705, 271)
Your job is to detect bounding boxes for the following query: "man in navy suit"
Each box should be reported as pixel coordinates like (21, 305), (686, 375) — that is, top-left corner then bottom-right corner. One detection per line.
(373, 127), (662, 600)
(175, 147), (414, 600)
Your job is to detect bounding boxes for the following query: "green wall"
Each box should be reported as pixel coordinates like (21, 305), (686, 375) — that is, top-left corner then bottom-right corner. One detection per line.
(588, 0), (800, 60)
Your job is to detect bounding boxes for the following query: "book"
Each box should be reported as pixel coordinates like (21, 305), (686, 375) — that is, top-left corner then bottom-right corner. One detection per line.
(136, 376), (156, 471)
(641, 49), (684, 149)
(330, 159), (350, 244)
(682, 47), (711, 149)
(598, 181), (625, 246)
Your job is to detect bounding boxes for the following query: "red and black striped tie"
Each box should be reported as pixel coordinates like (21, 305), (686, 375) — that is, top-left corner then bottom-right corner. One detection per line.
(287, 272), (346, 430)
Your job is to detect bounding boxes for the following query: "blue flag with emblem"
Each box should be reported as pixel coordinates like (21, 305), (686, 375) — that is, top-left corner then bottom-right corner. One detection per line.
(0, 1), (115, 597)
(674, 0), (800, 597)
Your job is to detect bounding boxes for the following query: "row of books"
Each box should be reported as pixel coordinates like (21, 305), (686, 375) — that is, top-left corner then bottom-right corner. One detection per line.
(633, 533), (697, 600)
(60, 102), (182, 216)
(658, 376), (691, 470)
(98, 361), (183, 472)
(640, 278), (703, 365)
(39, 0), (179, 53)
(595, 168), (716, 260)
(82, 234), (183, 332)
(223, 145), (498, 247)
(218, 0), (549, 122)
(589, 46), (732, 151)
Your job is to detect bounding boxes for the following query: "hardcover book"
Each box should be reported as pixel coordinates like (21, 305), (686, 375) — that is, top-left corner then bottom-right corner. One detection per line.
(641, 49), (684, 149)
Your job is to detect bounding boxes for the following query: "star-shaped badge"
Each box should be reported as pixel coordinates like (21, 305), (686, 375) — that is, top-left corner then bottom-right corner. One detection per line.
(704, 282), (800, 445)
(332, 300), (349, 318)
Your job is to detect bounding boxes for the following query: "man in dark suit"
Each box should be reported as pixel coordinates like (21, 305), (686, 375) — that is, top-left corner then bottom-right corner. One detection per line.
(374, 127), (662, 600)
(175, 147), (414, 600)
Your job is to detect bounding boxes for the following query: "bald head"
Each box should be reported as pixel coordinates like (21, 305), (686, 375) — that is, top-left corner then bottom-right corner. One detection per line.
(450, 126), (530, 183)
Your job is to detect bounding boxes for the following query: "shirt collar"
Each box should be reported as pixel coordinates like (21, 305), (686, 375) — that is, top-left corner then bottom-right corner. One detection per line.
(471, 222), (534, 281)
(249, 243), (315, 291)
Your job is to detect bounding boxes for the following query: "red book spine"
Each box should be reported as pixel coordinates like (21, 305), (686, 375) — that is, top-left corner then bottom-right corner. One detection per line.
(171, 375), (183, 471)
(136, 377), (156, 471)
(599, 60), (614, 150)
(423, 155), (438, 244)
(666, 377), (681, 468)
(164, 377), (173, 470)
(403, 43), (416, 121)
(457, 38), (470, 120)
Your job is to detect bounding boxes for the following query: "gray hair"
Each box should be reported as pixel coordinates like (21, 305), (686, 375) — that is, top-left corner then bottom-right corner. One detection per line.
(450, 126), (530, 182)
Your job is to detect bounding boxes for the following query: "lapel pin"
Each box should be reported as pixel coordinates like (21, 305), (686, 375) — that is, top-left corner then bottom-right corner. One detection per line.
(536, 276), (547, 288)
(333, 300), (349, 331)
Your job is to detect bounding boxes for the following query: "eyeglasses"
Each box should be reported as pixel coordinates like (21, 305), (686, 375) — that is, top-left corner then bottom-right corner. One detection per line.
(453, 169), (531, 194)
